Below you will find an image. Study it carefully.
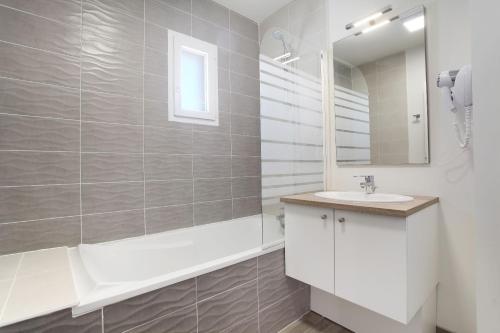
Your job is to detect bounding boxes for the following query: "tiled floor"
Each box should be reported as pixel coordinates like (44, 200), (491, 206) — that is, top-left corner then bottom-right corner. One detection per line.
(280, 312), (353, 333)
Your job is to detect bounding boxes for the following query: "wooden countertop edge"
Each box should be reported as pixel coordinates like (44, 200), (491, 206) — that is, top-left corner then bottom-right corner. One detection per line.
(280, 195), (439, 217)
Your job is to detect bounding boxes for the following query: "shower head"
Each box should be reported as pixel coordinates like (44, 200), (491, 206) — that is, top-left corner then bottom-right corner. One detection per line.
(272, 30), (285, 41)
(271, 30), (293, 63)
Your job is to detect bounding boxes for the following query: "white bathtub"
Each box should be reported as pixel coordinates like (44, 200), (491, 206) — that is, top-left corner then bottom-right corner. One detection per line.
(69, 215), (283, 316)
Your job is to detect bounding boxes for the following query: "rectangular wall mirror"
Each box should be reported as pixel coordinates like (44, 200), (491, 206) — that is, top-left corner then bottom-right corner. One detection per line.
(333, 6), (429, 165)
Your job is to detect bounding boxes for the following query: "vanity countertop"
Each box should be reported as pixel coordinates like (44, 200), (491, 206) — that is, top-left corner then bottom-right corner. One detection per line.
(280, 193), (439, 217)
(0, 247), (78, 328)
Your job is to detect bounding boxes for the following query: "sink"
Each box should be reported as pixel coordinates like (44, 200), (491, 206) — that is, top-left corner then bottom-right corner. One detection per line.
(314, 191), (414, 203)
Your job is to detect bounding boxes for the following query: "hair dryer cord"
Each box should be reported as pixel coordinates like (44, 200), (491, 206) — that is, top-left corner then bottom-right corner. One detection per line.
(453, 105), (472, 148)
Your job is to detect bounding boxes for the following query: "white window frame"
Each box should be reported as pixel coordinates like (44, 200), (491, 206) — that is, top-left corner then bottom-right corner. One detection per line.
(168, 30), (219, 126)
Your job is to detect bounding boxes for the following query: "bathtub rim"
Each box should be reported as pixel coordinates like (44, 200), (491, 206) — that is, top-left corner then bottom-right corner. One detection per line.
(70, 239), (283, 317)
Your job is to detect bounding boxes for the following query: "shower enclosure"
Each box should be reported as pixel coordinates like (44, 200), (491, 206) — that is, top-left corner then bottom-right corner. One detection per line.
(259, 0), (328, 244)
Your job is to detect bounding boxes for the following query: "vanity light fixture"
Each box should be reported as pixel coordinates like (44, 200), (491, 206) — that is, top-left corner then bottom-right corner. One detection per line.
(361, 19), (390, 34)
(403, 15), (425, 32)
(345, 5), (392, 30)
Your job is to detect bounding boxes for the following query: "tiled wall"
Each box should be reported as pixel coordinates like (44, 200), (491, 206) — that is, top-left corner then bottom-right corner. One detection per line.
(0, 0), (262, 255)
(354, 52), (409, 164)
(0, 249), (310, 333)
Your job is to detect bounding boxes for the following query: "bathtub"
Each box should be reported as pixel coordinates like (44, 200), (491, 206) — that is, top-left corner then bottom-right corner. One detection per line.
(69, 215), (283, 316)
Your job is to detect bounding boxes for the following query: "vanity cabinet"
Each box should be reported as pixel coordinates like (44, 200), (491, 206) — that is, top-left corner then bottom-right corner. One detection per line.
(284, 202), (438, 324)
(285, 204), (335, 294)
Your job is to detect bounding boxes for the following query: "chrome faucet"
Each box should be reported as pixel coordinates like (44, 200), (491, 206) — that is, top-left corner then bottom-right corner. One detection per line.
(355, 175), (377, 194)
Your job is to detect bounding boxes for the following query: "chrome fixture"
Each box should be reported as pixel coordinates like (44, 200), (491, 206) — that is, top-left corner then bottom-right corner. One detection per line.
(277, 207), (285, 229)
(355, 175), (377, 194)
(271, 30), (300, 65)
(345, 5), (393, 30)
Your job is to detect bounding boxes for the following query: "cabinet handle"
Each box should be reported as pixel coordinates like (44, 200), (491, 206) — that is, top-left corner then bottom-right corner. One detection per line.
(338, 217), (346, 223)
(321, 214), (328, 220)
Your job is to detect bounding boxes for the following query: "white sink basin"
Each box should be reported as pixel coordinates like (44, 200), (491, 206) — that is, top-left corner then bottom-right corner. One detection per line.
(314, 191), (414, 203)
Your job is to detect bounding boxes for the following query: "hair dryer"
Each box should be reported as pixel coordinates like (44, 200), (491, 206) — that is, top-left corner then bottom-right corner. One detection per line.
(437, 65), (473, 148)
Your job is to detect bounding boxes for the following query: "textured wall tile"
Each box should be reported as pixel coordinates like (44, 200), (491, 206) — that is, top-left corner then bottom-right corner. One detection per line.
(233, 197), (261, 218)
(230, 11), (258, 41)
(219, 68), (230, 91)
(145, 23), (168, 53)
(231, 135), (260, 157)
(194, 178), (231, 202)
(155, 0), (191, 13)
(192, 111), (231, 134)
(0, 217), (81, 255)
(259, 287), (310, 333)
(230, 33), (259, 59)
(198, 280), (258, 333)
(194, 199), (232, 225)
(127, 305), (197, 333)
(0, 6), (80, 56)
(103, 279), (196, 333)
(82, 122), (142, 153)
(84, 0), (144, 19)
(197, 258), (257, 301)
(0, 78), (80, 119)
(83, 0), (144, 46)
(192, 17), (230, 49)
(81, 90), (142, 125)
(82, 153), (144, 183)
(230, 93), (260, 117)
(258, 249), (307, 309)
(144, 74), (168, 101)
(193, 132), (231, 156)
(219, 90), (230, 112)
(231, 114), (260, 137)
(0, 185), (80, 223)
(230, 53), (259, 79)
(81, 45), (143, 98)
(232, 177), (261, 198)
(192, 0), (229, 29)
(230, 72), (260, 98)
(221, 315), (259, 333)
(145, 180), (193, 207)
(145, 154), (192, 181)
(145, 0), (190, 34)
(193, 156), (231, 178)
(218, 48), (230, 70)
(0, 309), (101, 333)
(0, 42), (80, 88)
(0, 152), (79, 186)
(232, 156), (261, 177)
(145, 204), (193, 233)
(0, 115), (79, 151)
(82, 182), (144, 214)
(144, 127), (192, 154)
(144, 47), (168, 76)
(259, 249), (284, 273)
(82, 210), (144, 243)
(0, 0), (81, 25)
(144, 100), (192, 131)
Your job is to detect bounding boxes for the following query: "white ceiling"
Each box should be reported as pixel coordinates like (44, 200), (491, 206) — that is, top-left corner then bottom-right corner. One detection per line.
(213, 0), (294, 23)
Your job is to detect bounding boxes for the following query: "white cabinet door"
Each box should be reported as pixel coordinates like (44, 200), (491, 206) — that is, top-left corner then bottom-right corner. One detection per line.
(334, 210), (408, 323)
(285, 203), (335, 294)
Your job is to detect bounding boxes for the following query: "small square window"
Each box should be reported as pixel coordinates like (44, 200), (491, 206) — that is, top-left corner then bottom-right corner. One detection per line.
(168, 31), (219, 126)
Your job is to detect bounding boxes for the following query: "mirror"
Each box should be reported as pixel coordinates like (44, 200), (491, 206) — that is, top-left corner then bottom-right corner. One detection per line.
(333, 6), (429, 165)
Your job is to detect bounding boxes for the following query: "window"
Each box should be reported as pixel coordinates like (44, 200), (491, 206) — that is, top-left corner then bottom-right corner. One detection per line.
(168, 31), (219, 126)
